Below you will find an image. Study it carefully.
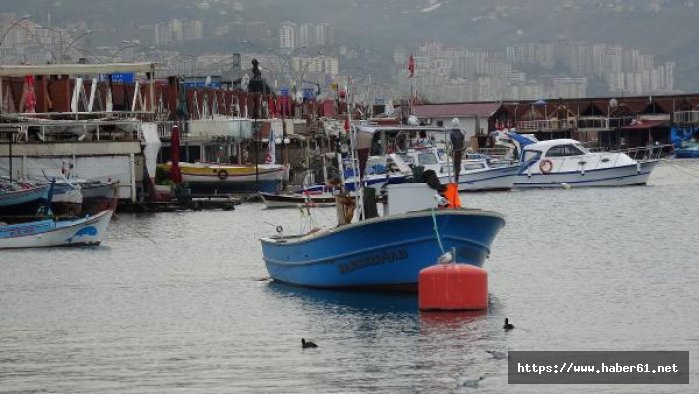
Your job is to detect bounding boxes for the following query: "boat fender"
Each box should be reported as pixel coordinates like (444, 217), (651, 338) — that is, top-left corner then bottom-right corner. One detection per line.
(539, 159), (553, 175)
(217, 169), (229, 180)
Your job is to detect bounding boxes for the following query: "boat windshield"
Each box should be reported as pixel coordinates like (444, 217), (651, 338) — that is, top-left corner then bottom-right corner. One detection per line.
(418, 153), (439, 165)
(522, 150), (541, 163)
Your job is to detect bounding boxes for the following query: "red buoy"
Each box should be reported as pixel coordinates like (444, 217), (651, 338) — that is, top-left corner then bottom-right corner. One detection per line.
(418, 263), (488, 311)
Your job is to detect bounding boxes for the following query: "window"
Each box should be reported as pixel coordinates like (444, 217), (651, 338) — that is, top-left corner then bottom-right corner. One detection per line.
(545, 144), (584, 157)
(462, 162), (486, 171)
(418, 153), (439, 165)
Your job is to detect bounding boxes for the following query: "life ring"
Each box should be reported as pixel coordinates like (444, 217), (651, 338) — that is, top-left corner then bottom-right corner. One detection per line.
(217, 169), (229, 180)
(539, 159), (553, 175)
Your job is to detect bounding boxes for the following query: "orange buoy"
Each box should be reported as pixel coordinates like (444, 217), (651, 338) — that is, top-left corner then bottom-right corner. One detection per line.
(418, 263), (488, 311)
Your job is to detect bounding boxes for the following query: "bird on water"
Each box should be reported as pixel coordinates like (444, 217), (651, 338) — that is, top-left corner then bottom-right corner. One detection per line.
(301, 338), (318, 349)
(503, 318), (514, 331)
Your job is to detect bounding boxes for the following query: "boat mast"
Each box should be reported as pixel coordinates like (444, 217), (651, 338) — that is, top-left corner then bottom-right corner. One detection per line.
(346, 77), (363, 220)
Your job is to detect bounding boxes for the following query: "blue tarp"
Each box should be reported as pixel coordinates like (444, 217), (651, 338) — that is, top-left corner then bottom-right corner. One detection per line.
(670, 126), (698, 148)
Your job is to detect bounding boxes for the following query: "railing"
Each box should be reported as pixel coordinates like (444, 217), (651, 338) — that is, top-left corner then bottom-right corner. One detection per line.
(673, 111), (699, 125)
(592, 144), (675, 161)
(474, 147), (511, 160)
(517, 119), (575, 131)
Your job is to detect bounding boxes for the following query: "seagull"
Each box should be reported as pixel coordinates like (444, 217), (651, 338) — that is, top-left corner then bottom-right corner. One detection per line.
(458, 375), (485, 388)
(301, 338), (318, 349)
(503, 318), (514, 331)
(486, 350), (508, 360)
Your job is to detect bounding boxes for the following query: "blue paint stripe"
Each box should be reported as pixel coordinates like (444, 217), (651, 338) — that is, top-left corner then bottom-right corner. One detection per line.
(458, 172), (518, 185)
(263, 234), (492, 267)
(514, 171), (652, 186)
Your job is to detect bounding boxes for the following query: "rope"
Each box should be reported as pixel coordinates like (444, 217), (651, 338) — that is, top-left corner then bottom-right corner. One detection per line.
(431, 207), (446, 255)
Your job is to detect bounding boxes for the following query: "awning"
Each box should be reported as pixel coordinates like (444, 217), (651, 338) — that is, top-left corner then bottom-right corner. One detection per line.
(0, 62), (158, 77)
(619, 119), (668, 130)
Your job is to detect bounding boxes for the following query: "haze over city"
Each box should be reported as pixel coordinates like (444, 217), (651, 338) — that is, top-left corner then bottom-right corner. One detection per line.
(2, 0), (698, 103)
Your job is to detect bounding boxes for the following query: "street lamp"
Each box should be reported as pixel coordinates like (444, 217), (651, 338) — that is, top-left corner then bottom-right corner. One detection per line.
(58, 30), (93, 63)
(108, 42), (137, 62)
(5, 22), (55, 63)
(121, 40), (154, 62)
(0, 14), (32, 46)
(170, 52), (198, 76)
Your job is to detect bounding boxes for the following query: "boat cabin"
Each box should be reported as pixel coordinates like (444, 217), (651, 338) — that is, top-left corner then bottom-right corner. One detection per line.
(521, 139), (590, 163)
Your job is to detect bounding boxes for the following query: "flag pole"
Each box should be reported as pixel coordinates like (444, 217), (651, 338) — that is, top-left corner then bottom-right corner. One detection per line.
(410, 79), (413, 119)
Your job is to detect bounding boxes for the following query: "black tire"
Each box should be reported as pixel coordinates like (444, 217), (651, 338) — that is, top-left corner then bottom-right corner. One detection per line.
(217, 169), (228, 180)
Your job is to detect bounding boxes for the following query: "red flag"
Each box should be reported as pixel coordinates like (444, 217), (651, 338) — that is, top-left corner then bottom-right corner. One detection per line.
(408, 53), (415, 78)
(344, 116), (350, 133)
(24, 75), (36, 113)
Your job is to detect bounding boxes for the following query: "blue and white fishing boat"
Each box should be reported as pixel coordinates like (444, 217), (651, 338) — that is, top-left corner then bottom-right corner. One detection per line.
(260, 196), (504, 290)
(0, 209), (113, 249)
(506, 133), (659, 188)
(260, 123), (506, 291)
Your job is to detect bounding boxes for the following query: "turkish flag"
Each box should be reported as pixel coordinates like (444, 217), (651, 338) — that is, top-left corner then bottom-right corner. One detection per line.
(408, 53), (415, 78)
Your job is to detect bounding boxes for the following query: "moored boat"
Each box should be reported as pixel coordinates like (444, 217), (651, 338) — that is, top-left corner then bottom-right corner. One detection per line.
(0, 209), (113, 249)
(507, 133), (659, 188)
(674, 142), (699, 158)
(260, 191), (337, 209)
(400, 148), (519, 192)
(260, 183), (505, 290)
(158, 162), (286, 193)
(0, 178), (50, 216)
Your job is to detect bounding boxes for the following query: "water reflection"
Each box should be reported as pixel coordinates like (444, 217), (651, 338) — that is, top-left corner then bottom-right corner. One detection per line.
(265, 281), (418, 314)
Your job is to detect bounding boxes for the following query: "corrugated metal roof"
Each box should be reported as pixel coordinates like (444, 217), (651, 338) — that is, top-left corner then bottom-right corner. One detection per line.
(409, 102), (501, 118)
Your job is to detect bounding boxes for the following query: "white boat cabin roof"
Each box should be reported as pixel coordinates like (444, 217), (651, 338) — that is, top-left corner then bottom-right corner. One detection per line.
(523, 139), (585, 152)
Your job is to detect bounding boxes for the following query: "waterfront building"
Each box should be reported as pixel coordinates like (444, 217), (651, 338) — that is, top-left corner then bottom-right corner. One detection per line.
(279, 22), (296, 50)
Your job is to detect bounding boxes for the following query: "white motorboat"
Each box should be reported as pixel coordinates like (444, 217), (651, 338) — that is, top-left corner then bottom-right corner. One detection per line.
(507, 133), (659, 188)
(400, 148), (519, 192)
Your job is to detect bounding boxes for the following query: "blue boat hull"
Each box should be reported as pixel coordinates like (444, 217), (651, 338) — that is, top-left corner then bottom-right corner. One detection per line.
(675, 148), (699, 158)
(260, 209), (505, 290)
(0, 184), (49, 216)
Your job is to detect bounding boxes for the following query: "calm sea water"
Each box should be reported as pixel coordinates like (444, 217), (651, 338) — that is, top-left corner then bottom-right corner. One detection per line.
(2, 160), (698, 393)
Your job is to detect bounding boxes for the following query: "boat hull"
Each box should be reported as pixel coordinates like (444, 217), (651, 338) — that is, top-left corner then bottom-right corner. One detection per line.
(80, 182), (119, 214)
(0, 184), (49, 215)
(0, 210), (112, 249)
(260, 209), (505, 290)
(675, 148), (699, 158)
(441, 164), (519, 192)
(260, 192), (337, 209)
(159, 163), (285, 193)
(513, 161), (658, 188)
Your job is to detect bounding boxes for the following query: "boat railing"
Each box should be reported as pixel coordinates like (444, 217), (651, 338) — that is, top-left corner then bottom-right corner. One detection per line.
(546, 144), (673, 173)
(474, 147), (510, 159)
(600, 144), (675, 161)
